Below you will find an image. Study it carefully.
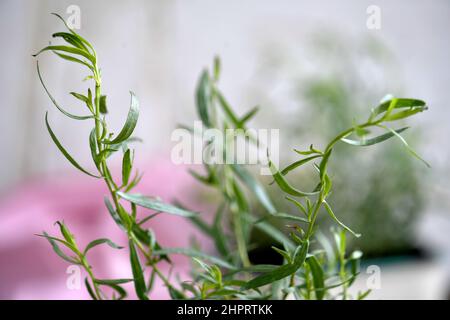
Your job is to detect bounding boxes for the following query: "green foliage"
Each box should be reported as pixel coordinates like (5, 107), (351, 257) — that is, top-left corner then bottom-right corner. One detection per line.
(251, 36), (428, 258)
(179, 59), (427, 300)
(37, 221), (125, 299)
(35, 13), (198, 300)
(35, 14), (427, 300)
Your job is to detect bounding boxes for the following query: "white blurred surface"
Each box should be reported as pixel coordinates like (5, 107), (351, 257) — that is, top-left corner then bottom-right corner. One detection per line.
(349, 260), (448, 300)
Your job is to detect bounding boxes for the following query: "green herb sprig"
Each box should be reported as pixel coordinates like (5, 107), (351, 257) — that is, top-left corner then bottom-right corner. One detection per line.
(34, 13), (197, 300)
(178, 59), (428, 299)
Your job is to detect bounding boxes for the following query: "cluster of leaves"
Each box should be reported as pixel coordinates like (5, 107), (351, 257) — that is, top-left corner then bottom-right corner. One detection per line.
(38, 221), (130, 299)
(35, 13), (199, 300)
(35, 14), (428, 300)
(249, 36), (428, 258)
(170, 59), (427, 299)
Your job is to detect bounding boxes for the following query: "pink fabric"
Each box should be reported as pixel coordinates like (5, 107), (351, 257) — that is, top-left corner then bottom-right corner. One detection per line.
(0, 157), (210, 299)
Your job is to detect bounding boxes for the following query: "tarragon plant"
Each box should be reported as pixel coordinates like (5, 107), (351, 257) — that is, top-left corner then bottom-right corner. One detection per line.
(34, 14), (428, 300)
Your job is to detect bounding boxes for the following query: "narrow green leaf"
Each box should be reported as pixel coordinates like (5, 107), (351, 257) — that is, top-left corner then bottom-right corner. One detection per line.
(206, 289), (241, 298)
(52, 51), (93, 71)
(129, 240), (148, 300)
(169, 286), (187, 299)
(196, 70), (212, 127)
(384, 107), (426, 121)
(239, 106), (259, 125)
(307, 256), (325, 300)
(270, 155), (322, 185)
(50, 13), (95, 54)
(211, 203), (229, 256)
(94, 278), (133, 285)
(271, 246), (292, 263)
(322, 174), (332, 199)
(33, 45), (96, 64)
(117, 204), (133, 230)
(117, 192), (198, 217)
(269, 160), (318, 197)
(243, 240), (309, 290)
(55, 221), (75, 245)
(136, 211), (158, 226)
(36, 233), (73, 248)
(152, 247), (236, 270)
(358, 289), (372, 300)
(210, 265), (223, 285)
(83, 75), (94, 82)
(109, 137), (142, 153)
(123, 170), (143, 193)
(319, 149), (332, 182)
(339, 229), (347, 257)
(84, 278), (98, 300)
(122, 149), (132, 186)
(37, 62), (93, 120)
(69, 92), (91, 105)
(146, 269), (157, 294)
(323, 201), (361, 237)
(294, 144), (322, 156)
(52, 32), (89, 51)
(272, 212), (309, 223)
(193, 257), (213, 274)
(225, 264), (279, 277)
(232, 180), (249, 213)
(341, 127), (409, 146)
(371, 98), (426, 118)
(213, 56), (221, 81)
(378, 125), (430, 168)
(84, 238), (123, 255)
(99, 95), (108, 114)
(70, 91), (93, 112)
(131, 224), (170, 263)
(292, 274), (356, 292)
(216, 90), (241, 127)
(103, 91), (139, 144)
(382, 98), (399, 119)
(89, 129), (100, 169)
(107, 283), (127, 300)
(285, 196), (309, 219)
(39, 232), (79, 264)
(95, 278), (131, 299)
(189, 215), (213, 236)
(244, 264), (294, 287)
(45, 112), (100, 178)
(189, 169), (213, 185)
(293, 239), (309, 266)
(104, 197), (125, 230)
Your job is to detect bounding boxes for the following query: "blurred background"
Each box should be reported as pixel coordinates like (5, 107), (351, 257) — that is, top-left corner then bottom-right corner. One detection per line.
(0, 0), (449, 299)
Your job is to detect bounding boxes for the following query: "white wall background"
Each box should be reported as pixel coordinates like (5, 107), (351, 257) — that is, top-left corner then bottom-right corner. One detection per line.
(0, 0), (449, 193)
